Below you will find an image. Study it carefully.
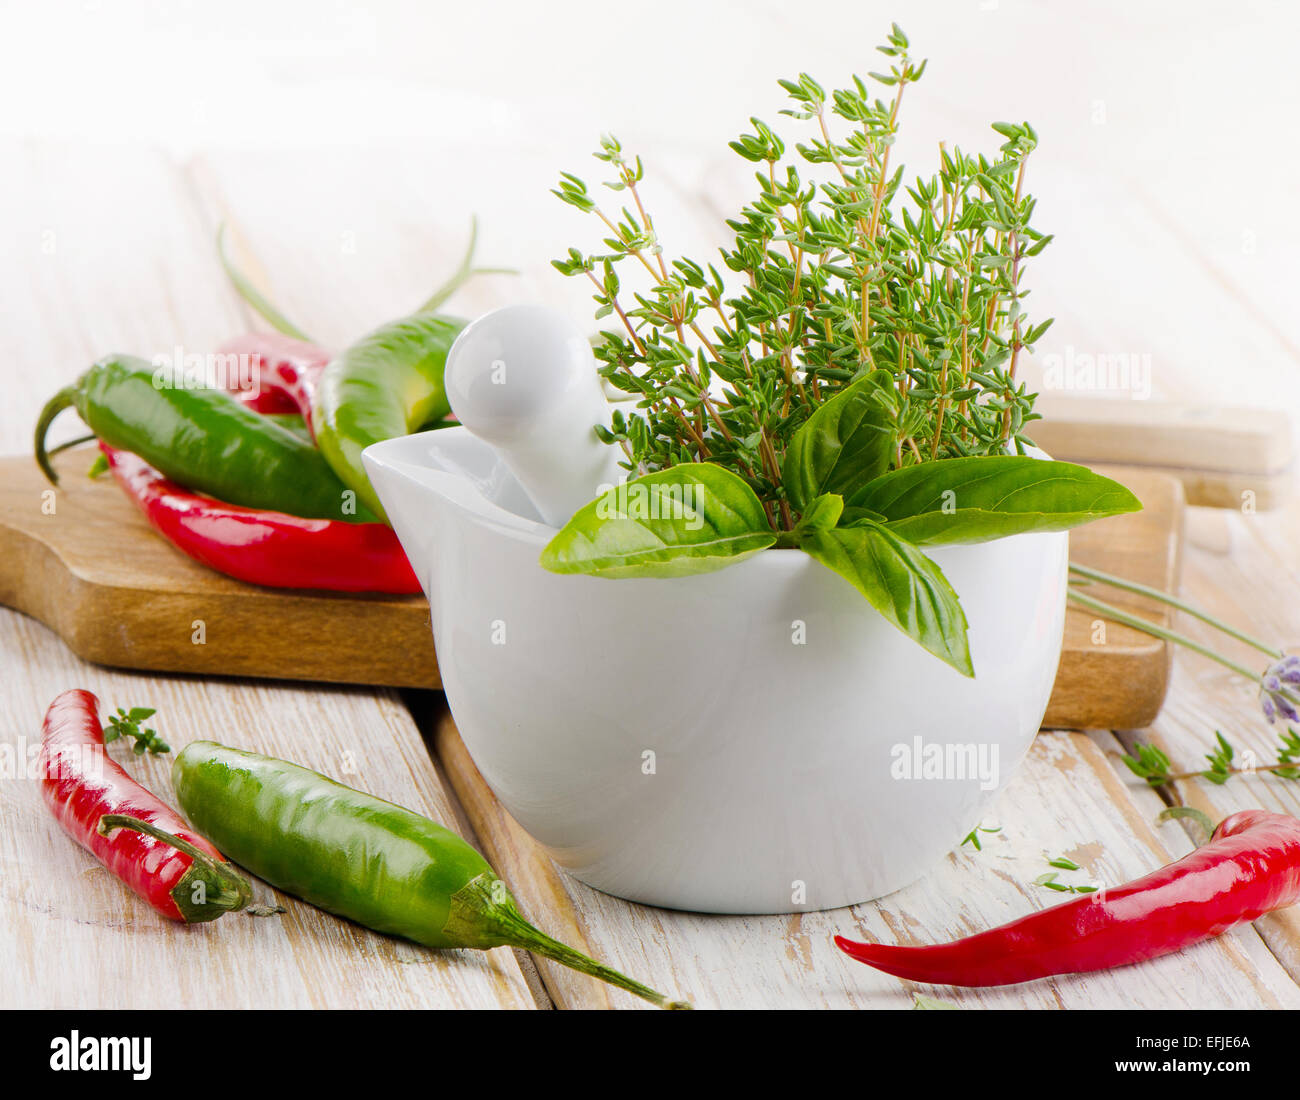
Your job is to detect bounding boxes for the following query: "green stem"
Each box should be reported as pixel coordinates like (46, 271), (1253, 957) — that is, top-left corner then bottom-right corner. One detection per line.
(97, 813), (253, 921)
(45, 432), (97, 459)
(1158, 761), (1300, 784)
(34, 384), (78, 485)
(1156, 805), (1216, 844)
(489, 904), (691, 1010)
(216, 223), (313, 342)
(415, 216), (516, 315)
(449, 873), (689, 1009)
(1067, 589), (1263, 683)
(1069, 562), (1282, 659)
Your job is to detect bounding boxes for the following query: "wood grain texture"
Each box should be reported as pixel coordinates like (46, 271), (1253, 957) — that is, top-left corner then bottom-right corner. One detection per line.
(0, 609), (537, 1009)
(1042, 465), (1184, 729)
(0, 448), (439, 688)
(435, 706), (1300, 1009)
(0, 452), (1179, 729)
(1033, 396), (1293, 474)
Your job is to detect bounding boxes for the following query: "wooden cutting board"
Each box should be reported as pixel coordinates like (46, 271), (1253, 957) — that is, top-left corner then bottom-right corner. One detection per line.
(0, 448), (1181, 728)
(0, 447), (440, 688)
(1044, 463), (1184, 729)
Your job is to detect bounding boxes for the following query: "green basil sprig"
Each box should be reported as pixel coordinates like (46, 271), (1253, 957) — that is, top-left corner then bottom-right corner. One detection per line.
(541, 412), (1140, 677)
(801, 518), (972, 676)
(540, 464), (775, 579)
(782, 371), (895, 512)
(849, 455), (1141, 546)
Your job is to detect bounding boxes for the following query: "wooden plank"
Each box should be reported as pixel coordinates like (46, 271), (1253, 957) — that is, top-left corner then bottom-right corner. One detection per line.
(1033, 396), (1293, 477)
(0, 609), (536, 1009)
(434, 706), (1299, 1009)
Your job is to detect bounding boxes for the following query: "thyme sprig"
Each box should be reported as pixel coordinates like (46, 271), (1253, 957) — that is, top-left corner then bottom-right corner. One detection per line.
(1034, 872), (1098, 895)
(103, 706), (170, 755)
(1033, 856), (1099, 894)
(553, 24), (1051, 530)
(1121, 728), (1300, 788)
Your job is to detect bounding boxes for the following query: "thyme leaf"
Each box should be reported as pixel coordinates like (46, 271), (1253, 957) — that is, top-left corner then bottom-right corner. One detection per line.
(554, 25), (1049, 531)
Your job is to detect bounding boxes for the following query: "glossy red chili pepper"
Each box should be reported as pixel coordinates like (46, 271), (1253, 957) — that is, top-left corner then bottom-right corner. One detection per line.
(218, 332), (329, 430)
(101, 444), (421, 593)
(39, 689), (252, 923)
(836, 810), (1300, 987)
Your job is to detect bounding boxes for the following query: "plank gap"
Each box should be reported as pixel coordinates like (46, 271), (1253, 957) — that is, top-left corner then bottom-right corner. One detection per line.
(402, 687), (557, 1010)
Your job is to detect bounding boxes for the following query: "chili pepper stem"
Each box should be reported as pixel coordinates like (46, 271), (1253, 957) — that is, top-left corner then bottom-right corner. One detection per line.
(492, 908), (692, 1010)
(34, 384), (78, 485)
(216, 223), (313, 342)
(97, 813), (254, 924)
(447, 873), (691, 1009)
(1156, 806), (1217, 844)
(44, 432), (97, 460)
(414, 217), (515, 315)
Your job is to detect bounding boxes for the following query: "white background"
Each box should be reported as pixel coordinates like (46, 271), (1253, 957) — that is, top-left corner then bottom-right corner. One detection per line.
(2, 0), (1297, 444)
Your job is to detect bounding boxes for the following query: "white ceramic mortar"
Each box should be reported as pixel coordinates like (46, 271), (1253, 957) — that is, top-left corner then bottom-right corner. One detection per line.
(364, 428), (1068, 914)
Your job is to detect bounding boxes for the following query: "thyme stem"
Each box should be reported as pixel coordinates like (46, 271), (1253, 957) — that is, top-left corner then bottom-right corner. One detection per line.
(1067, 589), (1263, 682)
(1069, 563), (1283, 659)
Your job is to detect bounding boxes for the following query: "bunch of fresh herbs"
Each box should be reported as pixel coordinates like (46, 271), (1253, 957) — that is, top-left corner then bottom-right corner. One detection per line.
(541, 25), (1140, 676)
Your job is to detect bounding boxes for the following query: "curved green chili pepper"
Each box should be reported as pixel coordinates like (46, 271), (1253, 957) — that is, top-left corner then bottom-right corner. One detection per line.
(222, 218), (510, 523)
(312, 312), (464, 521)
(36, 355), (378, 523)
(259, 412), (312, 442)
(173, 741), (689, 1009)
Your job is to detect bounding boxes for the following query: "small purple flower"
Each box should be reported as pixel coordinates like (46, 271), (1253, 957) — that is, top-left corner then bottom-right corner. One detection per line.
(1260, 655), (1300, 723)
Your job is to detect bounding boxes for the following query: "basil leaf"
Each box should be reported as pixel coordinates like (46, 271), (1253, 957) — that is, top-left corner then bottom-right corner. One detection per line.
(541, 463), (776, 578)
(840, 505), (887, 526)
(801, 521), (973, 677)
(793, 492), (844, 536)
(783, 371), (895, 513)
(847, 455), (1141, 546)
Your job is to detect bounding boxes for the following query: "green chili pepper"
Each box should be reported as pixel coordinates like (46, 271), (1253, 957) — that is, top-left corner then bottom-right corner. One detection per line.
(312, 312), (464, 522)
(221, 217), (508, 523)
(260, 412), (312, 442)
(173, 741), (690, 1009)
(36, 355), (378, 523)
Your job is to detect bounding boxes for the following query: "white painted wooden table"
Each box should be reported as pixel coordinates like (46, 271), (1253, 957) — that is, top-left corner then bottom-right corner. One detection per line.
(2, 0), (1298, 1009)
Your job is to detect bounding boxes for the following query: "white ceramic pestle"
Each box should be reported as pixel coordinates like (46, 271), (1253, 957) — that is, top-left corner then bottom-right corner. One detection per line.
(442, 304), (626, 527)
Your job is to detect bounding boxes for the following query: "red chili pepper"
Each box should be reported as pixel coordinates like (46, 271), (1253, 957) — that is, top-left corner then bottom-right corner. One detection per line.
(39, 689), (252, 924)
(836, 810), (1300, 987)
(101, 443), (421, 593)
(217, 332), (329, 430)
